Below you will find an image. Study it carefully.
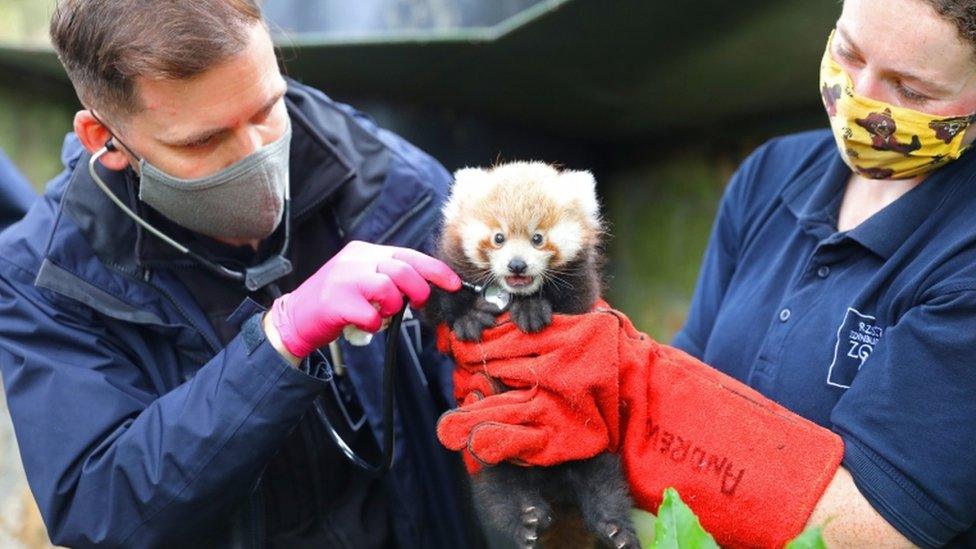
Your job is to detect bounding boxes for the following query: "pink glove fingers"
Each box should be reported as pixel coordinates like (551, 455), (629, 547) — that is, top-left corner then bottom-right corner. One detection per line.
(357, 273), (406, 318)
(338, 294), (385, 333)
(376, 258), (432, 308)
(269, 240), (462, 360)
(391, 248), (462, 292)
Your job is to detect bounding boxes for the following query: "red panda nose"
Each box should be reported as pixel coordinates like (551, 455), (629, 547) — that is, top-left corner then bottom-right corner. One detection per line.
(507, 259), (528, 275)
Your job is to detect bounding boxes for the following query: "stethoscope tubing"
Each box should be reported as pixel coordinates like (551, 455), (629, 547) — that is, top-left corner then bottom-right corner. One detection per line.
(316, 300), (405, 477)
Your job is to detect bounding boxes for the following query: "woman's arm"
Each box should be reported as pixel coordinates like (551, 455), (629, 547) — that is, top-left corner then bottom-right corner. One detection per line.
(811, 468), (917, 548)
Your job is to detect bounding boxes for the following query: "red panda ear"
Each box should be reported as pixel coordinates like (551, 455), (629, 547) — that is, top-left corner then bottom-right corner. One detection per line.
(452, 167), (492, 189)
(559, 170), (600, 221)
(443, 167), (493, 223)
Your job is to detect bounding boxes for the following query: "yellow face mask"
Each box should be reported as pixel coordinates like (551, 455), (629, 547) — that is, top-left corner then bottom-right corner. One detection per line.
(820, 30), (976, 180)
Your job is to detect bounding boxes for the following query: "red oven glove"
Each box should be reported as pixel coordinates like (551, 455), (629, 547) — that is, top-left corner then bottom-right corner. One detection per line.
(436, 302), (845, 548)
(435, 304), (632, 471)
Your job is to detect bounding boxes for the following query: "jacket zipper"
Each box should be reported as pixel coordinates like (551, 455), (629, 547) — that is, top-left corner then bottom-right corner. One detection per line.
(139, 267), (221, 354)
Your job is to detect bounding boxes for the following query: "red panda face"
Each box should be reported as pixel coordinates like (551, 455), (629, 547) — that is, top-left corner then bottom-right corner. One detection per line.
(483, 225), (558, 295)
(440, 162), (603, 296)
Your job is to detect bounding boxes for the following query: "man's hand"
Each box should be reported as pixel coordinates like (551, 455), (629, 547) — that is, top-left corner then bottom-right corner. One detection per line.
(263, 312), (302, 367)
(268, 240), (461, 362)
(436, 302), (846, 548)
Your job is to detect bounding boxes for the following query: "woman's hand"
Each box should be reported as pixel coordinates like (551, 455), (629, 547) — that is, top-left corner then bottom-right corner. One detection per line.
(435, 302), (846, 548)
(435, 304), (639, 468)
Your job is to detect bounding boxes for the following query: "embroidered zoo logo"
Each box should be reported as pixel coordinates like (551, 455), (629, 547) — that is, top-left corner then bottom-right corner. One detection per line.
(827, 308), (884, 389)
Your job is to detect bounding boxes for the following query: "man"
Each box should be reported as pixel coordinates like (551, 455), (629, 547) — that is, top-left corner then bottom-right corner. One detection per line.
(0, 1), (481, 547)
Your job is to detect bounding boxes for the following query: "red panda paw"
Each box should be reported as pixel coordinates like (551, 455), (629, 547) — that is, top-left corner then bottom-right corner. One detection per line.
(453, 309), (498, 341)
(510, 298), (553, 334)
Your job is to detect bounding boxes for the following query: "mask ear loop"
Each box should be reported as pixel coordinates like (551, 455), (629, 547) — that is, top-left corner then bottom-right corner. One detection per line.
(86, 113), (292, 288)
(959, 114), (976, 151)
(86, 110), (188, 251)
(88, 145), (191, 255)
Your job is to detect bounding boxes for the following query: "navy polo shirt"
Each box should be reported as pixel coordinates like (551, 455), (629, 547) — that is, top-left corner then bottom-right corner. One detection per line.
(672, 129), (976, 548)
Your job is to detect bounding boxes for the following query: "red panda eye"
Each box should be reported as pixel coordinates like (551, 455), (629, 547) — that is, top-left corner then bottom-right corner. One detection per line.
(493, 233), (505, 245)
(531, 233), (544, 246)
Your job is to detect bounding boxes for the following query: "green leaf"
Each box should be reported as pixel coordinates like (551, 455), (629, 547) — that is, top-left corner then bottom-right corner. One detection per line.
(651, 488), (719, 549)
(784, 525), (827, 549)
(633, 508), (657, 547)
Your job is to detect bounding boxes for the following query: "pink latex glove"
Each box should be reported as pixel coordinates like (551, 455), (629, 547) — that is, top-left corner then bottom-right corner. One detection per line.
(270, 240), (461, 358)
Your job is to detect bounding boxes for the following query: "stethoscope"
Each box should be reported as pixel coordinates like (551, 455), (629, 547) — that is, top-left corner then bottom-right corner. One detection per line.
(89, 142), (294, 292)
(89, 142), (509, 478)
(323, 279), (503, 477)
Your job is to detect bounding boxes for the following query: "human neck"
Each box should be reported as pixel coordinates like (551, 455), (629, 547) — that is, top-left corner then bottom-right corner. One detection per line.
(213, 236), (262, 251)
(836, 173), (925, 232)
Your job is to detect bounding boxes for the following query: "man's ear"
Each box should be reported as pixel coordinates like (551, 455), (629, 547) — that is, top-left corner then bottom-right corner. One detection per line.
(73, 110), (131, 171)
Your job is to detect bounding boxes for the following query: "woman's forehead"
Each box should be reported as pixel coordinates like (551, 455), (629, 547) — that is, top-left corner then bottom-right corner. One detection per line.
(839, 0), (976, 88)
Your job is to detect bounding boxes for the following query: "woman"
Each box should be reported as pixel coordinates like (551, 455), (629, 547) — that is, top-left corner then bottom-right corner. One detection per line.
(436, 0), (976, 546)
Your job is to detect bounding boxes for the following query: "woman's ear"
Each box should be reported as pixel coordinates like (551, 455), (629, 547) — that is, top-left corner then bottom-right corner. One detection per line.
(963, 122), (976, 148)
(73, 110), (132, 171)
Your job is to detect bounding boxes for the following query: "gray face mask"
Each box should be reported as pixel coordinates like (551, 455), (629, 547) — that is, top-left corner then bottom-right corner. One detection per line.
(137, 120), (292, 241)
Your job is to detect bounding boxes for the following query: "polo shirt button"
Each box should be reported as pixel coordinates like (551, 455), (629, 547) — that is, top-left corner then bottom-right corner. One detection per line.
(817, 265), (831, 278)
(779, 308), (791, 322)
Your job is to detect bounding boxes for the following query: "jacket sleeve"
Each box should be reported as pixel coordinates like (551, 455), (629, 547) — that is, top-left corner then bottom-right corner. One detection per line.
(0, 260), (328, 547)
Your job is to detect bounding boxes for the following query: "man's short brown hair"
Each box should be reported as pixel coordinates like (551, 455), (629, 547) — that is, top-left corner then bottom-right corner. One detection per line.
(50, 0), (264, 119)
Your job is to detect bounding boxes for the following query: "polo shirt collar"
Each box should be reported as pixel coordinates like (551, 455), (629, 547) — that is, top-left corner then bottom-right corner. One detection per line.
(779, 148), (975, 259)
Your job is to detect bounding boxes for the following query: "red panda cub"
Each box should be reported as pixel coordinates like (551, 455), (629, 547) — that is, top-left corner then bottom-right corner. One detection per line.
(426, 162), (639, 549)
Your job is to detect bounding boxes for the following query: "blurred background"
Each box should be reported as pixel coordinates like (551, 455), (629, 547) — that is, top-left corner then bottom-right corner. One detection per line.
(0, 0), (839, 546)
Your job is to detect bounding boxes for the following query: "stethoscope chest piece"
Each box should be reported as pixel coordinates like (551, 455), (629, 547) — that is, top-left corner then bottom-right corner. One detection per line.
(483, 284), (512, 312)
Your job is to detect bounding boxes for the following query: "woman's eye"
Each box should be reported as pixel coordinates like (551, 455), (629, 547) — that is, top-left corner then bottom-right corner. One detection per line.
(895, 81), (929, 105)
(531, 233), (544, 246)
(493, 233), (505, 245)
(835, 44), (862, 65)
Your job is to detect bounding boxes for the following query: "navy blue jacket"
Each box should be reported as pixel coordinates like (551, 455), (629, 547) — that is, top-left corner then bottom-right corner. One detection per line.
(0, 81), (477, 548)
